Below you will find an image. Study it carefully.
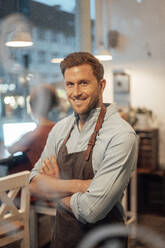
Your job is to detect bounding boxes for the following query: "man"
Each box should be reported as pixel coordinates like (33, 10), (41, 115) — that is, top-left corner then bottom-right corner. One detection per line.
(29, 52), (137, 248)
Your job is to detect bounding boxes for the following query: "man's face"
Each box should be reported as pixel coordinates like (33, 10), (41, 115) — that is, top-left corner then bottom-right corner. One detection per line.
(64, 64), (105, 117)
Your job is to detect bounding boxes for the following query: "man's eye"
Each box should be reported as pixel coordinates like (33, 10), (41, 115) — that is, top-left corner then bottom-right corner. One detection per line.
(66, 82), (74, 87)
(80, 81), (88, 85)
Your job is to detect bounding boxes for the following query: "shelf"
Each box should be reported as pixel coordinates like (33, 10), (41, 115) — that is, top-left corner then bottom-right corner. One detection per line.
(136, 129), (159, 171)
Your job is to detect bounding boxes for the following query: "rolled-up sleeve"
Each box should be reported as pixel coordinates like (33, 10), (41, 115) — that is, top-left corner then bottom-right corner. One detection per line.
(70, 132), (137, 223)
(29, 127), (57, 182)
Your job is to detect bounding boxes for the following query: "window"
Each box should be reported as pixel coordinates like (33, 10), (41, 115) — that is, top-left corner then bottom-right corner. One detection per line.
(37, 28), (45, 40)
(51, 31), (58, 42)
(52, 52), (60, 58)
(38, 50), (46, 63)
(40, 72), (47, 80)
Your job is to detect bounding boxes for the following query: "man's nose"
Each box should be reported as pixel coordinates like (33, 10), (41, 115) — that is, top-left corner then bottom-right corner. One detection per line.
(73, 85), (81, 96)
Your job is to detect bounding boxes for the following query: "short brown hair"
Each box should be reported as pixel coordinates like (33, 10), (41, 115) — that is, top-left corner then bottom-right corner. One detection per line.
(60, 52), (104, 82)
(29, 84), (59, 117)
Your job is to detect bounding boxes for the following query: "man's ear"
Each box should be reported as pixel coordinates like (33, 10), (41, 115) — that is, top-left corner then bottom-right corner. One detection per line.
(100, 79), (106, 92)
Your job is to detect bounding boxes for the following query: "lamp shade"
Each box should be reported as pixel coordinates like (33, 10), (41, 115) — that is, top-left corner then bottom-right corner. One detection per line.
(95, 45), (112, 61)
(4, 13), (33, 48)
(5, 30), (33, 47)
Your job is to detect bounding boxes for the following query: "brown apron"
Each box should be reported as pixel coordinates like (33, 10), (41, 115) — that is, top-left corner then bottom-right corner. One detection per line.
(51, 105), (126, 248)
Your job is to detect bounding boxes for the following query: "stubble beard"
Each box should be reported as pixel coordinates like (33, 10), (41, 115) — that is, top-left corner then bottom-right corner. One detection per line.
(76, 95), (102, 118)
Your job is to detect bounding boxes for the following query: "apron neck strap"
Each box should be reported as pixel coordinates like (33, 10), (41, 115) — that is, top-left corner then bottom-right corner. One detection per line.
(85, 104), (106, 161)
(63, 125), (74, 146)
(62, 104), (106, 157)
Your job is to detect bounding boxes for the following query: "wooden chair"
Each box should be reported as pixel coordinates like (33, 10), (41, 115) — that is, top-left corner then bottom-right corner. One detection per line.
(122, 135), (139, 225)
(0, 171), (30, 248)
(30, 200), (56, 248)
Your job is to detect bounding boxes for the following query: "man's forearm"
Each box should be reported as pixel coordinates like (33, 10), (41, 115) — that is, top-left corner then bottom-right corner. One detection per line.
(61, 196), (72, 211)
(29, 174), (91, 200)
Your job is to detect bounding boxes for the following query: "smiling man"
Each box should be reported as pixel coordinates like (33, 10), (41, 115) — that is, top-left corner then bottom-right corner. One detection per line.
(64, 63), (105, 128)
(29, 52), (137, 248)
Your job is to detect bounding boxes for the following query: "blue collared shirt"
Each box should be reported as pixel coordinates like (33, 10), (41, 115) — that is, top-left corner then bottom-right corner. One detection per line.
(30, 103), (137, 223)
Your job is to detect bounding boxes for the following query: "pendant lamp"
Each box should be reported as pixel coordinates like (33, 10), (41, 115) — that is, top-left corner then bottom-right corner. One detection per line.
(95, 43), (112, 61)
(5, 13), (33, 48)
(51, 58), (64, 63)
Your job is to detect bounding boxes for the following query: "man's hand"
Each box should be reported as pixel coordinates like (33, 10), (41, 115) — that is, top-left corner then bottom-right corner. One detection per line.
(40, 155), (60, 179)
(30, 155), (91, 203)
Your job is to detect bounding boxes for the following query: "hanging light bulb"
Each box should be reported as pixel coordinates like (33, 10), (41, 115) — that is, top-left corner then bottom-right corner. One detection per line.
(95, 43), (112, 61)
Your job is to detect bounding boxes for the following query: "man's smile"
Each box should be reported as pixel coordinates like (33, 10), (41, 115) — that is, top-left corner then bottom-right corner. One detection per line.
(71, 98), (87, 104)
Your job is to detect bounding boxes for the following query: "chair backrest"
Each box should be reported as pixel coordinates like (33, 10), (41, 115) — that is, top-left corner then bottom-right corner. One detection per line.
(0, 170), (30, 247)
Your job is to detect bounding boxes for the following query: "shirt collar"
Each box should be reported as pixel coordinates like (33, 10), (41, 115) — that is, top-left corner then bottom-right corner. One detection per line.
(73, 106), (102, 121)
(72, 103), (117, 125)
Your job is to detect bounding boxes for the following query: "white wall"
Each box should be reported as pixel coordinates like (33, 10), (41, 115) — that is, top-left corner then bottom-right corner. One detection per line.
(103, 0), (165, 168)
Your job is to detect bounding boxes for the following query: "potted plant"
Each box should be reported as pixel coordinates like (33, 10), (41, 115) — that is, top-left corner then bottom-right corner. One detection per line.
(135, 107), (153, 129)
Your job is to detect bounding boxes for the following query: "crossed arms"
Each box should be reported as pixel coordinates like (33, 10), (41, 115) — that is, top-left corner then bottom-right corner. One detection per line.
(29, 131), (137, 223)
(29, 155), (91, 210)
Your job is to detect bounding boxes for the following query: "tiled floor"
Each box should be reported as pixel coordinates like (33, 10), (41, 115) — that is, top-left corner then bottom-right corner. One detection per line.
(129, 214), (165, 248)
(138, 214), (165, 237)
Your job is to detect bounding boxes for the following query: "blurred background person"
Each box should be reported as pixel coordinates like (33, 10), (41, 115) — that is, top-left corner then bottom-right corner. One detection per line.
(7, 84), (59, 174)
